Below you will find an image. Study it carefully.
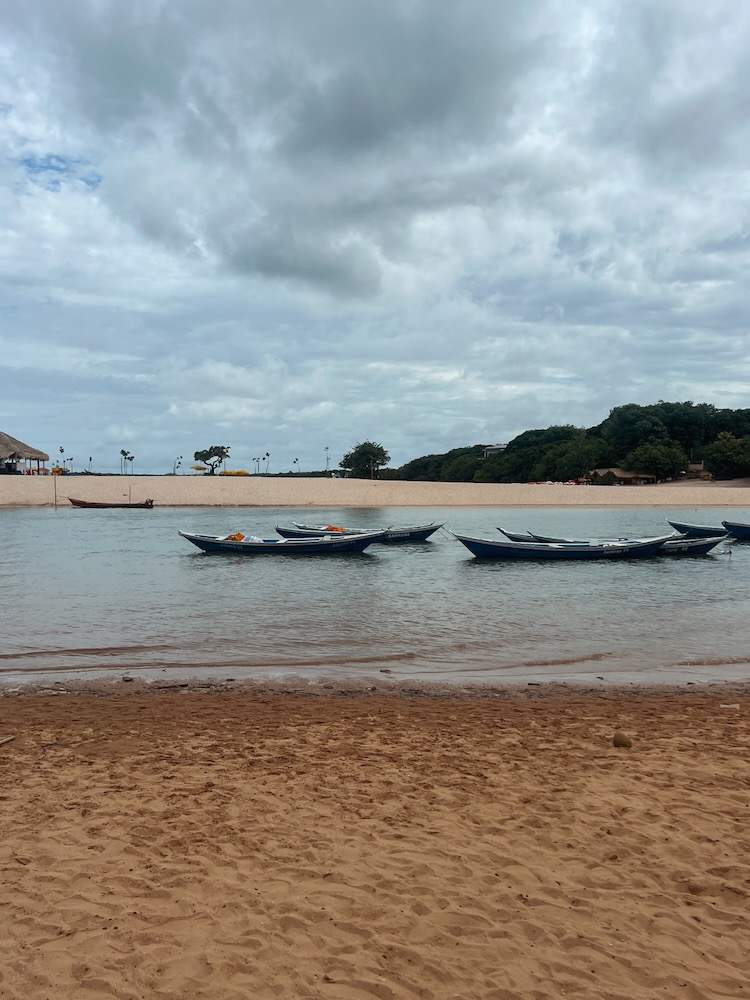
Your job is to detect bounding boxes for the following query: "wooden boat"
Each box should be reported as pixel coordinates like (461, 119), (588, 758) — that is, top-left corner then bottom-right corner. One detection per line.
(527, 531), (631, 544)
(497, 528), (537, 543)
(721, 519), (750, 540)
(276, 521), (443, 543)
(452, 531), (674, 561)
(525, 531), (725, 556)
(660, 536), (726, 555)
(68, 497), (154, 509)
(667, 519), (726, 538)
(178, 529), (387, 555)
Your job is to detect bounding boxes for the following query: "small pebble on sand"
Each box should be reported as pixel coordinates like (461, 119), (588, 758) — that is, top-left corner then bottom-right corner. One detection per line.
(612, 731), (632, 748)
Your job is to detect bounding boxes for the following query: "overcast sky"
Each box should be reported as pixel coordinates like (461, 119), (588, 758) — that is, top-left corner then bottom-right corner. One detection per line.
(1, 1), (749, 472)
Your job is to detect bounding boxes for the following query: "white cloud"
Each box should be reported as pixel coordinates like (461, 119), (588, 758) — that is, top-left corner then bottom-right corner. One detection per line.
(1, 0), (750, 470)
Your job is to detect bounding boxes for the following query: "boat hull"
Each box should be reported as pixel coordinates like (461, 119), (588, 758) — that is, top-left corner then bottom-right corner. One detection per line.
(662, 536), (726, 555)
(529, 532), (631, 544)
(526, 531), (725, 556)
(179, 530), (386, 555)
(277, 522), (443, 543)
(667, 519), (726, 538)
(454, 533), (673, 561)
(68, 497), (154, 509)
(722, 520), (750, 540)
(497, 528), (537, 542)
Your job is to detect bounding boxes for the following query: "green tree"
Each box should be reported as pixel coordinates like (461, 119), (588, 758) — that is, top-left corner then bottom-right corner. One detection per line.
(531, 434), (610, 482)
(439, 451), (485, 482)
(474, 426), (581, 482)
(623, 439), (687, 481)
(194, 445), (231, 474)
(703, 433), (750, 480)
(341, 441), (390, 479)
(598, 404), (669, 456)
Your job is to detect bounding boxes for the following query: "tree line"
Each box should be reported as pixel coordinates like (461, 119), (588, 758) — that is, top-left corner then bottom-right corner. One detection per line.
(190, 402), (750, 483)
(394, 402), (750, 483)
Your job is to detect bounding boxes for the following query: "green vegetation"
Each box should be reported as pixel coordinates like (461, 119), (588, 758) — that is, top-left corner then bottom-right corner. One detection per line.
(703, 432), (750, 480)
(341, 441), (390, 479)
(393, 402), (750, 483)
(194, 444), (230, 474)
(119, 448), (134, 474)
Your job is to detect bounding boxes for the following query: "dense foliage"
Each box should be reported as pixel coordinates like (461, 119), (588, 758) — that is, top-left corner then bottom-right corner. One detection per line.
(341, 441), (390, 479)
(394, 402), (750, 483)
(194, 444), (230, 474)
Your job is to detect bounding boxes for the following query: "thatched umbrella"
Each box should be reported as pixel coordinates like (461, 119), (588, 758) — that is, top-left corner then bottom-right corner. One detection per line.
(0, 431), (49, 473)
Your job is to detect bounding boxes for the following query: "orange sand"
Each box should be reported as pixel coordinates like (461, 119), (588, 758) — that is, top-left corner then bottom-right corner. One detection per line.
(1, 684), (749, 999)
(1, 474), (749, 507)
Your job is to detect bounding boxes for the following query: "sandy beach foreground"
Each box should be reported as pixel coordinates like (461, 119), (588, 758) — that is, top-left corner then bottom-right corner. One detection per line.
(1, 684), (748, 999)
(2, 474), (750, 507)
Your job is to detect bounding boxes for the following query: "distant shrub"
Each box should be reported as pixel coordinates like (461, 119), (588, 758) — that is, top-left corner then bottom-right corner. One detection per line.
(220, 469), (250, 477)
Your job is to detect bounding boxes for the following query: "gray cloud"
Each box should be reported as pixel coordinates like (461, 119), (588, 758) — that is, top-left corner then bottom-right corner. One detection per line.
(1, 1), (749, 471)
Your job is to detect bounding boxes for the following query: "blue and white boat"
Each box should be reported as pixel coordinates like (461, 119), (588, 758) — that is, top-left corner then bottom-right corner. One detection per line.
(276, 521), (443, 543)
(179, 529), (386, 555)
(452, 532), (674, 561)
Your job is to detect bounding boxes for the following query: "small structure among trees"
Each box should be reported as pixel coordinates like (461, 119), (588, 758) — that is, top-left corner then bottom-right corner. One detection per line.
(589, 467), (657, 486)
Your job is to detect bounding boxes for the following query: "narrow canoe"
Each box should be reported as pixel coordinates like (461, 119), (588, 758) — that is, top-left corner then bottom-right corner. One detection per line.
(525, 531), (725, 555)
(452, 532), (674, 561)
(497, 528), (537, 543)
(179, 529), (387, 555)
(277, 522), (443, 543)
(527, 531), (631, 544)
(68, 497), (155, 509)
(721, 520), (750, 540)
(667, 519), (726, 538)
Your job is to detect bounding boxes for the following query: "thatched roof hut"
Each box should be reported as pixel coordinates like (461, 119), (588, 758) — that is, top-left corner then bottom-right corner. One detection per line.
(0, 431), (49, 466)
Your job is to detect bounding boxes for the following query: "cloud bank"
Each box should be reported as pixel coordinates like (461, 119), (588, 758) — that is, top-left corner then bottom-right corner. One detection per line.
(1, 0), (749, 471)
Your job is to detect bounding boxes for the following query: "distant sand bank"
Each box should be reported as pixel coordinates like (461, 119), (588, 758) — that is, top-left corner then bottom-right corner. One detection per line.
(1, 682), (748, 999)
(1, 474), (749, 507)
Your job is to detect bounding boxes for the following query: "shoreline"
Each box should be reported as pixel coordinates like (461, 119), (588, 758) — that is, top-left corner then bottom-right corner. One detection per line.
(3, 673), (749, 700)
(2, 682), (748, 999)
(2, 474), (750, 507)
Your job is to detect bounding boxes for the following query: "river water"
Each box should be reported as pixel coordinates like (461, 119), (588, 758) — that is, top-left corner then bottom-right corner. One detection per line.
(2, 505), (749, 686)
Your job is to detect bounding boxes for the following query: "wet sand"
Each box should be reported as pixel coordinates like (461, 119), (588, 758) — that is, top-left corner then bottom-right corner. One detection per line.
(1, 682), (748, 999)
(1, 474), (750, 507)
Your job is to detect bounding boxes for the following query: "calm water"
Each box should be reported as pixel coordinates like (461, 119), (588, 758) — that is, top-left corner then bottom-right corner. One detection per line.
(2, 505), (750, 686)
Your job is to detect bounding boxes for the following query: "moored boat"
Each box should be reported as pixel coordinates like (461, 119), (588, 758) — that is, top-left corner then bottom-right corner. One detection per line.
(179, 529), (387, 555)
(68, 497), (154, 509)
(527, 531), (631, 544)
(721, 519), (750, 540)
(667, 519), (726, 538)
(660, 535), (726, 555)
(523, 530), (725, 556)
(497, 528), (537, 542)
(276, 521), (443, 543)
(452, 532), (674, 561)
